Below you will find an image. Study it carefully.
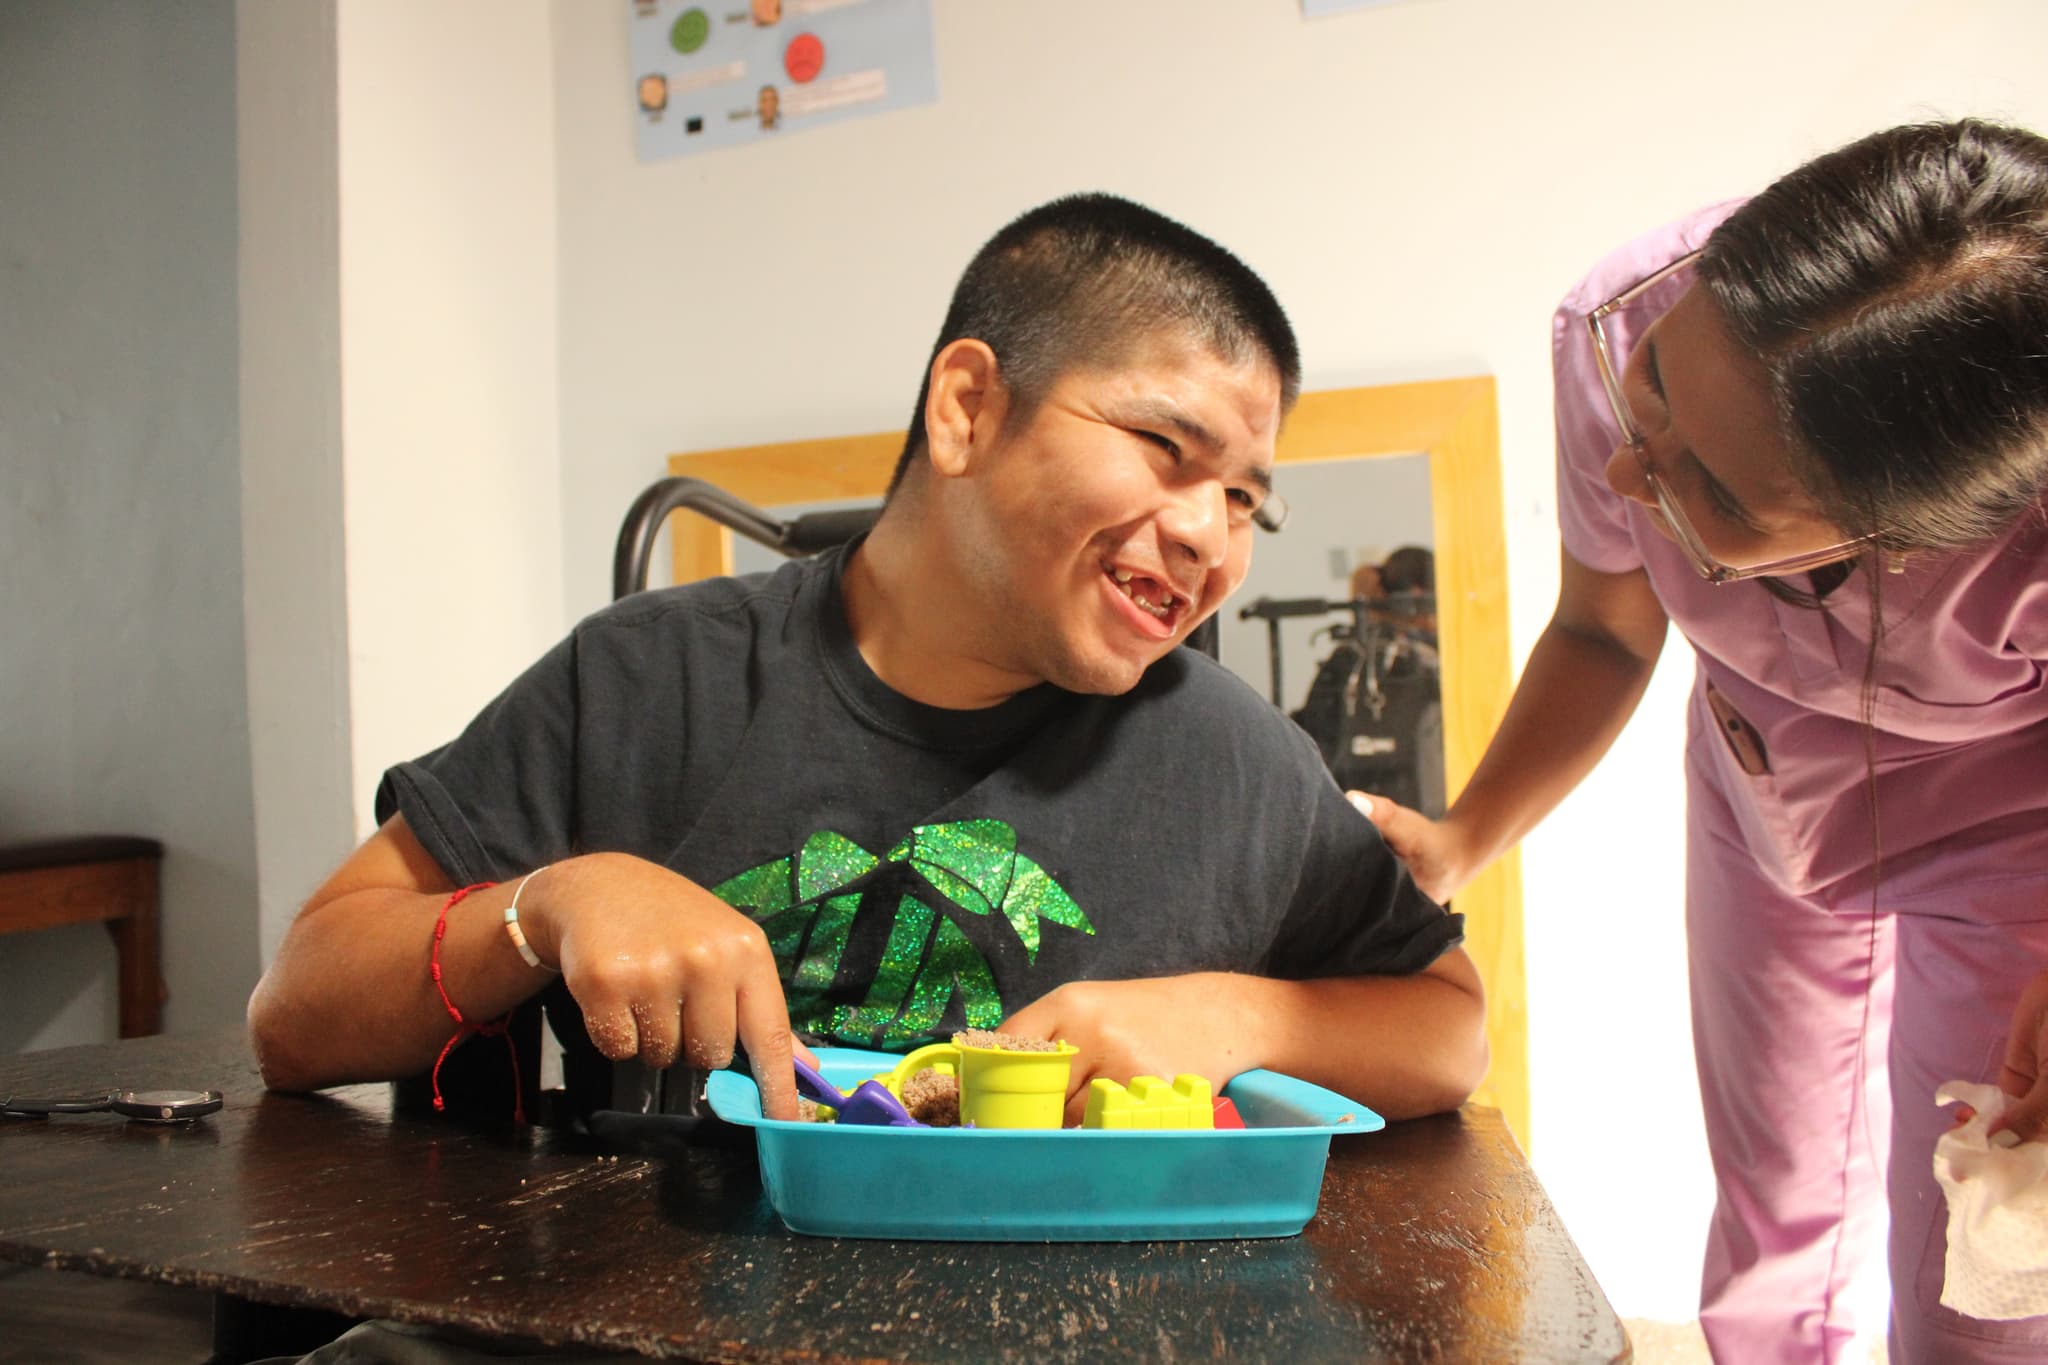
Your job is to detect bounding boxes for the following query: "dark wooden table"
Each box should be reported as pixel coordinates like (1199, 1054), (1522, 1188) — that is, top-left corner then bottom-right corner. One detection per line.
(0, 1031), (1629, 1362)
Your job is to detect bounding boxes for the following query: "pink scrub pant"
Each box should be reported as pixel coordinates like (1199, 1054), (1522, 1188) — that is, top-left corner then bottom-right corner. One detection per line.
(1685, 713), (2048, 1363)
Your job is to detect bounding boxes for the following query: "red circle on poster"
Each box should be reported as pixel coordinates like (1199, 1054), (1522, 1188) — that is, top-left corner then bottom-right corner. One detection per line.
(784, 33), (824, 84)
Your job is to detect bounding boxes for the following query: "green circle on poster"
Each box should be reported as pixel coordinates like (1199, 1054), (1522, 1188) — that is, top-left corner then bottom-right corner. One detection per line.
(670, 8), (710, 54)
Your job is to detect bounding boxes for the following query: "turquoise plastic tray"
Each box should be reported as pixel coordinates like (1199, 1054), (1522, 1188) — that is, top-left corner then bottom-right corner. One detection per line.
(706, 1047), (1383, 1241)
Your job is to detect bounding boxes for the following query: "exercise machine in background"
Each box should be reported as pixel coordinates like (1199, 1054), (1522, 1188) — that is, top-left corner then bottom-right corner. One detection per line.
(1237, 590), (1445, 819)
(612, 476), (881, 600)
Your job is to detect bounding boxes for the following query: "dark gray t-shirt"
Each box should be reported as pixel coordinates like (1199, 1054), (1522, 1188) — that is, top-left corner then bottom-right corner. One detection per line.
(379, 548), (1462, 1099)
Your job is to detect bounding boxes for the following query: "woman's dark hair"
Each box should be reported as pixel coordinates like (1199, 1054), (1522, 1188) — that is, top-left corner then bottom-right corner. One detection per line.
(887, 193), (1299, 496)
(1703, 120), (2048, 942)
(1698, 118), (2048, 555)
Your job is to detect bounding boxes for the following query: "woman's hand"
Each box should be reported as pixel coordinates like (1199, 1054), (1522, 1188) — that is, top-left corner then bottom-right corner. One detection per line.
(1991, 967), (2048, 1143)
(1347, 792), (1476, 904)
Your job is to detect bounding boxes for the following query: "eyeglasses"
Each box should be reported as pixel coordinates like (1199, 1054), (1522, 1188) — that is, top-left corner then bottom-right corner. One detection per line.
(1585, 251), (1874, 585)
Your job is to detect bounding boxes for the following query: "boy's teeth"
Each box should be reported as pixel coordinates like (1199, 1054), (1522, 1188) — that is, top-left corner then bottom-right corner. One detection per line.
(1112, 577), (1173, 616)
(1107, 567), (1180, 618)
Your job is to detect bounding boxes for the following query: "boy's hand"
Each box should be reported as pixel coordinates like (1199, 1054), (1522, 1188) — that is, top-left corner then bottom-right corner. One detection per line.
(1000, 974), (1255, 1126)
(520, 854), (801, 1121)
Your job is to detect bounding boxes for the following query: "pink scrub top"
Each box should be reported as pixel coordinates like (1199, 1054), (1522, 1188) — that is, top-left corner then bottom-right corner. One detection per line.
(1552, 203), (2048, 908)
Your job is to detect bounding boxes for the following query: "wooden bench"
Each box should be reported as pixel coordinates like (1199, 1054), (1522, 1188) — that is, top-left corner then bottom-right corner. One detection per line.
(0, 837), (165, 1038)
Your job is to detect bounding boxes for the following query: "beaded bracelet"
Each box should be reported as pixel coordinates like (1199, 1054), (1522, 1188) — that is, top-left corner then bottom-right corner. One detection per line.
(503, 867), (557, 972)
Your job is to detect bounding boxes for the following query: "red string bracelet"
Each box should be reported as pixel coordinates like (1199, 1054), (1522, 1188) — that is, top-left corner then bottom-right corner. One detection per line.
(429, 881), (528, 1123)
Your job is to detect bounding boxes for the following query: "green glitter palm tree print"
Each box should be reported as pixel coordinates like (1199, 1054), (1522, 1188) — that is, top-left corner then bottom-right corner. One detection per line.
(711, 819), (1094, 1048)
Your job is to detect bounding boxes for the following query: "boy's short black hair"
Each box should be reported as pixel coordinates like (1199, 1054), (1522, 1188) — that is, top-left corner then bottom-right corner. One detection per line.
(888, 193), (1300, 496)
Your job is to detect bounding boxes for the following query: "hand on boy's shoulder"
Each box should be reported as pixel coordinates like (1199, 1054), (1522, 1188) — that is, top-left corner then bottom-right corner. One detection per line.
(1348, 791), (1469, 904)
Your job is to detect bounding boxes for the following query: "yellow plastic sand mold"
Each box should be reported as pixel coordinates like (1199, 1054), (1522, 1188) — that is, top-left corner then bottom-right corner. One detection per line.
(1081, 1074), (1216, 1130)
(878, 1037), (1079, 1129)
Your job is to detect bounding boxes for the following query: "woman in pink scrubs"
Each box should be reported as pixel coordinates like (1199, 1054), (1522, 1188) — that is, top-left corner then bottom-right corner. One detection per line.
(1360, 120), (2048, 1362)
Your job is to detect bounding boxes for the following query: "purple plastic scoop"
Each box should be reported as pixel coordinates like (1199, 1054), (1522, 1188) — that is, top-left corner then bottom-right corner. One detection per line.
(791, 1056), (924, 1127)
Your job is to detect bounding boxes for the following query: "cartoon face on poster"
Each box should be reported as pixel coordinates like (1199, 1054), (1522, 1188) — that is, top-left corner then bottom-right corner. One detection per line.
(629, 0), (937, 160)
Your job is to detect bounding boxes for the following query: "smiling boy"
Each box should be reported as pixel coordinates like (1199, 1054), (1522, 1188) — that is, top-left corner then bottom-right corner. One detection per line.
(248, 194), (1484, 1126)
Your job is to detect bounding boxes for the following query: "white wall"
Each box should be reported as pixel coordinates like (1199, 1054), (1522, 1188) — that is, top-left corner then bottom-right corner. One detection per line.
(2, 0), (567, 1045)
(238, 0), (357, 968)
(0, 0), (259, 1046)
(549, 0), (2048, 1321)
(237, 0), (566, 965)
(335, 1), (564, 841)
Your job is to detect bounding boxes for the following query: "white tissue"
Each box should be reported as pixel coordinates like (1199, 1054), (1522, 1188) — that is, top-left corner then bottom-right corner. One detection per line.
(1934, 1080), (2048, 1320)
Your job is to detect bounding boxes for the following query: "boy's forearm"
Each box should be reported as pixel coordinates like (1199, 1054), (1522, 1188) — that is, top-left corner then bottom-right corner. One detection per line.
(1220, 954), (1488, 1119)
(250, 839), (804, 1118)
(249, 816), (559, 1093)
(247, 881), (544, 1092)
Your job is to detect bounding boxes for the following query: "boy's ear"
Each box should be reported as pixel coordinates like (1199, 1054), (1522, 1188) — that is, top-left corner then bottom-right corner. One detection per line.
(923, 339), (1006, 478)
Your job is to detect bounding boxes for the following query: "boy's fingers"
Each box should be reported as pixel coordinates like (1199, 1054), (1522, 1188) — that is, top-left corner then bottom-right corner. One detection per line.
(582, 1003), (641, 1062)
(630, 998), (681, 1069)
(680, 991), (737, 1071)
(739, 983), (799, 1121)
(996, 998), (1055, 1041)
(1062, 1064), (1099, 1128)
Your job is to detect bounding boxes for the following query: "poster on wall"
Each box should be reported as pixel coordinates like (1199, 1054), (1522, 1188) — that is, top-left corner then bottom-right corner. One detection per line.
(629, 0), (937, 161)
